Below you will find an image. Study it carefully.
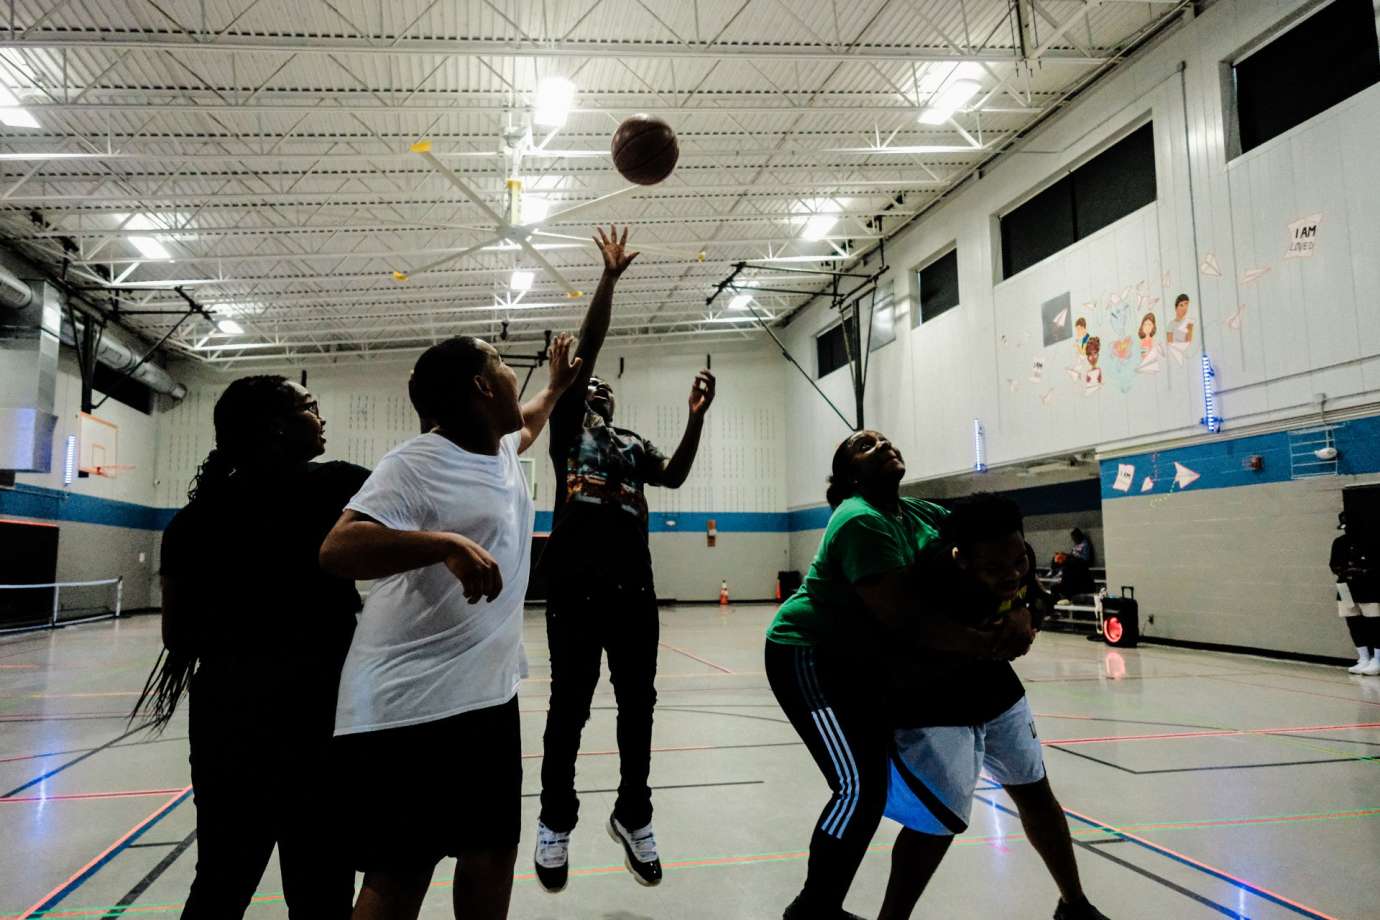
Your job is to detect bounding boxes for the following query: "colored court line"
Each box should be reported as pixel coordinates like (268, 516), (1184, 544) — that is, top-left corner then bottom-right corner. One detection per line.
(1046, 720), (1380, 747)
(522, 669), (764, 683)
(1205, 674), (1380, 708)
(657, 641), (735, 674)
(0, 664), (38, 669)
(519, 739), (801, 759)
(0, 788), (186, 806)
(14, 785), (193, 920)
(2, 726), (148, 799)
(0, 735), (188, 767)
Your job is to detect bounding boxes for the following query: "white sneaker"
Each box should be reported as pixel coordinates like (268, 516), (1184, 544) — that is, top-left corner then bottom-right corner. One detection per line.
(1362, 657), (1380, 676)
(1349, 655), (1373, 674)
(608, 815), (662, 886)
(534, 820), (570, 893)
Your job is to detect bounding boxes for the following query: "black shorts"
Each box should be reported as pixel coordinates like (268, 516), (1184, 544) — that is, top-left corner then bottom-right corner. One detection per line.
(333, 696), (522, 872)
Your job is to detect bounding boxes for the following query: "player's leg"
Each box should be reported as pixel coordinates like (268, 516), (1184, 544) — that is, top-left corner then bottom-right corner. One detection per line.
(538, 586), (604, 833)
(876, 829), (954, 920)
(1360, 603), (1380, 674)
(453, 696), (523, 917)
(985, 697), (1108, 920)
(352, 869), (434, 920)
(766, 641), (889, 918)
(603, 582), (661, 883)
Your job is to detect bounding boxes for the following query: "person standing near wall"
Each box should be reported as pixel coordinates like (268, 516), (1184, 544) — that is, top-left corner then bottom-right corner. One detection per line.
(1332, 512), (1380, 675)
(533, 226), (717, 892)
(133, 375), (368, 918)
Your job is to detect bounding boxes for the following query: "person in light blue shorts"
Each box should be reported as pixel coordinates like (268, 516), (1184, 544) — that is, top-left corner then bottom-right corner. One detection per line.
(877, 494), (1109, 920)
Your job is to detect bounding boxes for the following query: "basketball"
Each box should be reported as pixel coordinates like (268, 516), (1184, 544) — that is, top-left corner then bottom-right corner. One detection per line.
(611, 114), (679, 185)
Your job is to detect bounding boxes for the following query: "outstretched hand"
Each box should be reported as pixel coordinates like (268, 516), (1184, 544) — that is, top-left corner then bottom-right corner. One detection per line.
(545, 332), (583, 394)
(595, 225), (639, 276)
(689, 370), (716, 417)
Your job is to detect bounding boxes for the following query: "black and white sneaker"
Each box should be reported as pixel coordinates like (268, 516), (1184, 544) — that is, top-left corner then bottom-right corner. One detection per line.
(1053, 896), (1111, 920)
(533, 820), (570, 893)
(607, 814), (662, 886)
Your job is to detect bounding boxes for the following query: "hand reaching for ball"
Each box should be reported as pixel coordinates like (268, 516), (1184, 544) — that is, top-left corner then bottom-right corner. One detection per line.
(594, 225), (638, 276)
(545, 333), (583, 395)
(689, 370), (716, 417)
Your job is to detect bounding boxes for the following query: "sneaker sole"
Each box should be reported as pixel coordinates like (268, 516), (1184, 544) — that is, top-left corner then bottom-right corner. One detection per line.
(606, 820), (661, 887)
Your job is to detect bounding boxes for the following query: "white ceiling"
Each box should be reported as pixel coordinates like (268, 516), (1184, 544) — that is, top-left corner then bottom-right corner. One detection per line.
(0, 0), (1187, 367)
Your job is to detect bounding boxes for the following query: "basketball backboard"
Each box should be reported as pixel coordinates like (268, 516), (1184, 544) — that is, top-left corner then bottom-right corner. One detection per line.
(77, 413), (124, 477)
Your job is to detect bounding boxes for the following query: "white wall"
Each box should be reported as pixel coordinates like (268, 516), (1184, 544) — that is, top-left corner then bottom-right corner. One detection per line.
(155, 341), (790, 601)
(781, 0), (1380, 515)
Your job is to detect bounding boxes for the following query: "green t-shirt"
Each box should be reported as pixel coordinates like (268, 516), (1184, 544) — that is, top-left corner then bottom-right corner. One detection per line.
(767, 496), (949, 647)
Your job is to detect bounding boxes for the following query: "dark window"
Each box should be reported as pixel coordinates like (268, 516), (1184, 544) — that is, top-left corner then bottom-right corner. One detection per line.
(1234, 0), (1380, 155)
(914, 248), (960, 325)
(92, 362), (153, 415)
(816, 314), (859, 378)
(1000, 123), (1156, 279)
(868, 285), (897, 352)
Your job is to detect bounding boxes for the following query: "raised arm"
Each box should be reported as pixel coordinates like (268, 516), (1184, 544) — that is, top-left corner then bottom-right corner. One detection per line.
(518, 333), (582, 454)
(551, 226), (639, 428)
(320, 510), (503, 604)
(657, 370), (716, 488)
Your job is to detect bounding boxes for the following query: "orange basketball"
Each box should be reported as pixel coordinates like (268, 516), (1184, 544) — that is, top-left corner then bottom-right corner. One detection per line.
(611, 114), (679, 186)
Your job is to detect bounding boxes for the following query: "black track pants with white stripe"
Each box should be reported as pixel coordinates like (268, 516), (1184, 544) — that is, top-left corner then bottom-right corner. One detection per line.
(766, 639), (889, 913)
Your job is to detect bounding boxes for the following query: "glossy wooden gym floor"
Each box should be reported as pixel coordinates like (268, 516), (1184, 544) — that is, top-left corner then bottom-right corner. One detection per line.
(2, 607), (1376, 919)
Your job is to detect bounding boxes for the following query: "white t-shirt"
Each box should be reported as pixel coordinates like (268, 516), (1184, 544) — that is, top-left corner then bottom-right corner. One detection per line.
(334, 431), (533, 735)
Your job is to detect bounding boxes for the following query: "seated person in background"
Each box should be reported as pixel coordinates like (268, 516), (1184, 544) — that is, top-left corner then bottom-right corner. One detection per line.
(878, 494), (1109, 920)
(1069, 528), (1095, 566)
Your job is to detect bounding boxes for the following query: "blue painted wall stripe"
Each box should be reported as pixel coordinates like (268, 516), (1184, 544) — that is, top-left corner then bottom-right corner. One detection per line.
(0, 485), (176, 531)
(1100, 414), (1380, 500)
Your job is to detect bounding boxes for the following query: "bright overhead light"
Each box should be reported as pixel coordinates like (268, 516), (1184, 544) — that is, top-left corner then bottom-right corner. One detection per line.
(802, 214), (838, 241)
(0, 84), (39, 128)
(727, 293), (753, 311)
(510, 270), (535, 291)
(129, 236), (171, 260)
(521, 194), (549, 225)
(216, 318), (244, 335)
(918, 79), (981, 124)
(533, 77), (576, 128)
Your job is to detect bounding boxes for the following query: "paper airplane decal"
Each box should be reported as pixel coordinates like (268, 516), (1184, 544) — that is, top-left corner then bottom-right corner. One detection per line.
(1066, 366), (1083, 381)
(1053, 307), (1069, 327)
(1113, 464), (1135, 492)
(1082, 301), (1096, 314)
(1040, 388), (1056, 405)
(1225, 303), (1246, 330)
(1241, 266), (1271, 285)
(1172, 462), (1200, 490)
(1141, 476), (1155, 493)
(1200, 253), (1221, 277)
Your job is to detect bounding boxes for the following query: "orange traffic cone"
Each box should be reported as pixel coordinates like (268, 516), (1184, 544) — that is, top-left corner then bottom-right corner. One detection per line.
(719, 580), (730, 606)
(775, 579), (782, 602)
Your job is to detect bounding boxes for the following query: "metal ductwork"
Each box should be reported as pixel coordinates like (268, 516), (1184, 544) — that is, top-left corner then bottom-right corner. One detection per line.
(0, 276), (60, 471)
(0, 263), (187, 401)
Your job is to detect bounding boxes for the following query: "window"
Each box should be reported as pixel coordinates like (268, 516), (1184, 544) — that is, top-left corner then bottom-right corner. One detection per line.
(913, 247), (959, 326)
(1000, 123), (1156, 279)
(816, 314), (858, 378)
(1232, 0), (1380, 156)
(868, 282), (897, 352)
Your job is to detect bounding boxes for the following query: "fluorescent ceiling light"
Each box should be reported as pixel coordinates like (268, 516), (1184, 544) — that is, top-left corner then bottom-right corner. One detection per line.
(510, 270), (535, 291)
(129, 236), (171, 260)
(533, 77), (576, 128)
(0, 84), (39, 128)
(521, 195), (549, 224)
(727, 293), (753, 310)
(918, 79), (981, 124)
(214, 302), (263, 316)
(802, 214), (838, 241)
(216, 318), (244, 335)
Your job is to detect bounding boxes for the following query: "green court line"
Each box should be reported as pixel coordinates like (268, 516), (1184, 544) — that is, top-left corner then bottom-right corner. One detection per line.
(9, 807), (1378, 919)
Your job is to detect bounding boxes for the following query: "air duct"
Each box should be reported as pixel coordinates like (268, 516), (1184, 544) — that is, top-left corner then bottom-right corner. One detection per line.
(0, 263), (186, 401)
(0, 277), (60, 471)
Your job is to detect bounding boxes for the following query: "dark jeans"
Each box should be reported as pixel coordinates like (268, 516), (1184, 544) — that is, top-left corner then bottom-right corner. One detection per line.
(765, 640), (889, 913)
(182, 689), (353, 919)
(1344, 614), (1380, 648)
(539, 580), (660, 833)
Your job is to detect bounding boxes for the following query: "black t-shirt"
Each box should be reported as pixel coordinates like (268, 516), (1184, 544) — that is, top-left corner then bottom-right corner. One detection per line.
(1332, 533), (1380, 602)
(881, 554), (1028, 729)
(160, 460), (370, 707)
(542, 402), (668, 586)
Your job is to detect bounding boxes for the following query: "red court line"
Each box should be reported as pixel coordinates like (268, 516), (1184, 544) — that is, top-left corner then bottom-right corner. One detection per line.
(0, 663), (38, 669)
(523, 670), (763, 683)
(14, 784), (192, 920)
(0, 787), (186, 805)
(657, 641), (735, 674)
(0, 712), (130, 722)
(1046, 721), (1380, 747)
(1061, 805), (1343, 920)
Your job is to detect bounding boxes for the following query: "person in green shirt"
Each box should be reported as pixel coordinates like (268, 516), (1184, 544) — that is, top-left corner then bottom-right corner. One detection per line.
(764, 431), (1034, 920)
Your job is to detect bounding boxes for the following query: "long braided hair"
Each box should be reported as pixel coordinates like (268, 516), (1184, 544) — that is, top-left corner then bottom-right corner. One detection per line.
(130, 375), (299, 732)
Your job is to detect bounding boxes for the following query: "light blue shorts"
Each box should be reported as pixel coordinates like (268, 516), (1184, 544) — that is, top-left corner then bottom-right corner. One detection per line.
(884, 696), (1046, 836)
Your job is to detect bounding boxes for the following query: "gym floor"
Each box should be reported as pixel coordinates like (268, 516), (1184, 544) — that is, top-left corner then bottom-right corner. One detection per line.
(2, 607), (1376, 920)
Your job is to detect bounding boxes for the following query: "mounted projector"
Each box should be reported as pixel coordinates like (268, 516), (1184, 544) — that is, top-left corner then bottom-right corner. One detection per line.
(1314, 446), (1339, 461)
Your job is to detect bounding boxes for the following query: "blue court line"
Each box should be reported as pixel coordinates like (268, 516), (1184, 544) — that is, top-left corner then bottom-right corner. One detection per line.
(22, 787), (193, 918)
(974, 793), (1335, 919)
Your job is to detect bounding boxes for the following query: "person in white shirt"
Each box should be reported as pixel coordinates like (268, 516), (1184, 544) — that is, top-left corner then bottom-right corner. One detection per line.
(319, 330), (582, 920)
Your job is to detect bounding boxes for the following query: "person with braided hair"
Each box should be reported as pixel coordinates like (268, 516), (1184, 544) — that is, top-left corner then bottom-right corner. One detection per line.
(132, 375), (368, 919)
